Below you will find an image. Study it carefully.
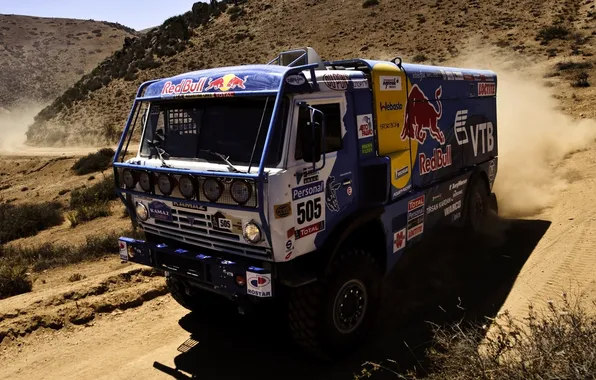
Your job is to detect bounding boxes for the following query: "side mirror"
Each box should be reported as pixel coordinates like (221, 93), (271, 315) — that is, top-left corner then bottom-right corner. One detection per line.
(298, 103), (324, 164)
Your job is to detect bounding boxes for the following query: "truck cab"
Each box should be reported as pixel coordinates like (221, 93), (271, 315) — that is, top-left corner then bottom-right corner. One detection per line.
(113, 47), (499, 359)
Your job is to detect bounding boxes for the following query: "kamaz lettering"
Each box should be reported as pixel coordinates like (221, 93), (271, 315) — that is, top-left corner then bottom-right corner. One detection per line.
(114, 46), (499, 360)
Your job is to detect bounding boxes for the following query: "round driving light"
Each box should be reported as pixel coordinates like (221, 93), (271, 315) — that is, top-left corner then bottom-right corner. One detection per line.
(230, 180), (251, 205)
(158, 174), (174, 196)
(122, 170), (136, 189)
(139, 172), (152, 192)
(179, 175), (196, 199)
(242, 222), (262, 244)
(135, 202), (149, 221)
(203, 178), (223, 202)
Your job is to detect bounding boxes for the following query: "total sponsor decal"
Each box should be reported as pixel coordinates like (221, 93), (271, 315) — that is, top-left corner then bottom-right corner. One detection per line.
(380, 101), (403, 112)
(407, 195), (425, 240)
(419, 145), (452, 175)
(292, 180), (325, 200)
(323, 73), (350, 91)
(454, 110), (495, 157)
(357, 114), (374, 139)
(393, 228), (406, 253)
(426, 197), (453, 214)
(379, 76), (402, 91)
(295, 221), (325, 240)
(478, 82), (496, 97)
(401, 85), (445, 145)
(444, 200), (462, 217)
(246, 272), (272, 297)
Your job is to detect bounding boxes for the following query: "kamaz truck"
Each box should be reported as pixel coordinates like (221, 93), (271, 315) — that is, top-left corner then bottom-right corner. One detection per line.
(113, 47), (499, 358)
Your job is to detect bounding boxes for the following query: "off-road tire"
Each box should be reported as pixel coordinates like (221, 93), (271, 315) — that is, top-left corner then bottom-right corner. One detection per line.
(464, 175), (491, 234)
(287, 247), (382, 360)
(165, 271), (205, 312)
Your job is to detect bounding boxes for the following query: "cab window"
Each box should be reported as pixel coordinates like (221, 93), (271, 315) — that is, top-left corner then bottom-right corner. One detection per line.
(294, 102), (343, 161)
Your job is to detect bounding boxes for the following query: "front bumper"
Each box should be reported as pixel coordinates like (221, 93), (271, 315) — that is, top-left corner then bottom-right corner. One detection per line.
(118, 236), (274, 299)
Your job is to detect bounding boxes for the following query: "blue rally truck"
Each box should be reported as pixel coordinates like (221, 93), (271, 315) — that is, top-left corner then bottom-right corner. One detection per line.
(113, 47), (498, 358)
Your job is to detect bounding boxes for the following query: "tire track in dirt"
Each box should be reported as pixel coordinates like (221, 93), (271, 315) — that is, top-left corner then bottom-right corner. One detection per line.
(0, 268), (168, 345)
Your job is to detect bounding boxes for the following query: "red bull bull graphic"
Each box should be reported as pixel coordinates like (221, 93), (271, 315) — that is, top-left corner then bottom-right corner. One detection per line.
(400, 85), (445, 145)
(204, 74), (248, 92)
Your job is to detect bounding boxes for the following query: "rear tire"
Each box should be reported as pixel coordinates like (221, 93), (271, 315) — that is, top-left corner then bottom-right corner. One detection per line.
(287, 247), (382, 360)
(464, 175), (493, 234)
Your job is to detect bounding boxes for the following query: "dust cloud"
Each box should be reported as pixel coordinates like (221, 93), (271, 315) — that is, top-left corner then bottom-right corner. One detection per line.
(0, 104), (43, 153)
(449, 47), (596, 218)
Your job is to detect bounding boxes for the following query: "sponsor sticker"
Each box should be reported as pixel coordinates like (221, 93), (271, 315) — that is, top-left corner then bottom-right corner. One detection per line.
(393, 228), (406, 253)
(274, 202), (292, 219)
(407, 223), (424, 240)
(361, 142), (374, 155)
(292, 181), (325, 200)
(295, 221), (325, 239)
(285, 239), (293, 252)
(426, 197), (453, 214)
(286, 74), (306, 86)
(478, 82), (496, 96)
(395, 166), (409, 180)
(119, 241), (128, 261)
(246, 272), (272, 297)
(323, 73), (349, 91)
(357, 114), (374, 139)
(392, 184), (412, 199)
(347, 186), (353, 196)
(449, 179), (467, 191)
(408, 195), (425, 212)
(419, 145), (452, 175)
(407, 195), (425, 239)
(488, 160), (496, 182)
(353, 79), (369, 89)
(212, 211), (242, 233)
(148, 201), (173, 221)
(379, 75), (402, 91)
(444, 200), (462, 216)
(172, 201), (207, 211)
(379, 101), (403, 112)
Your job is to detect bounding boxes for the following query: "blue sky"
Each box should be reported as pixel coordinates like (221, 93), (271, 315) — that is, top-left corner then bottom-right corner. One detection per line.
(0, 0), (207, 31)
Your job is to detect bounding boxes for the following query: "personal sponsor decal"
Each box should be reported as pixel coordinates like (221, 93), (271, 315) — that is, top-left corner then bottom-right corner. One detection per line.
(325, 176), (341, 212)
(478, 82), (496, 96)
(407, 195), (425, 239)
(246, 272), (272, 297)
(323, 73), (350, 91)
(286, 74), (306, 86)
(274, 202), (292, 219)
(419, 145), (452, 175)
(444, 200), (462, 216)
(380, 101), (403, 111)
(361, 142), (374, 155)
(454, 110), (495, 157)
(392, 184), (412, 199)
(380, 121), (400, 130)
(449, 179), (468, 191)
(379, 75), (402, 91)
(148, 201), (173, 221)
(426, 197), (453, 214)
(292, 181), (325, 200)
(393, 228), (406, 253)
(401, 85), (445, 145)
(395, 166), (409, 180)
(295, 221), (325, 239)
(357, 114), (374, 139)
(172, 201), (207, 211)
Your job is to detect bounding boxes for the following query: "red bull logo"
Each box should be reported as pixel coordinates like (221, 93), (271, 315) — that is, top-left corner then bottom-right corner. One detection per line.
(401, 85), (445, 145)
(204, 74), (248, 92)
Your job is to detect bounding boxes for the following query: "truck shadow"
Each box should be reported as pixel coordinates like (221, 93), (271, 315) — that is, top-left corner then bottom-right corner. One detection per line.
(153, 216), (551, 379)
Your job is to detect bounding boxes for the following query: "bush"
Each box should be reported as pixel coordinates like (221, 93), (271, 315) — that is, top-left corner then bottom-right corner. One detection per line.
(71, 148), (115, 175)
(0, 202), (64, 244)
(362, 0), (379, 8)
(536, 25), (570, 44)
(572, 71), (590, 87)
(0, 261), (32, 300)
(70, 174), (117, 210)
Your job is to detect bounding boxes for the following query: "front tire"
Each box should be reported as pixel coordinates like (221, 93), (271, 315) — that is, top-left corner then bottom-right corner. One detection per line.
(287, 247), (382, 359)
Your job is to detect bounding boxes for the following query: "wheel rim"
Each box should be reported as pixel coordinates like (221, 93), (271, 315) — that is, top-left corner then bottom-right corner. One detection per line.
(332, 279), (368, 334)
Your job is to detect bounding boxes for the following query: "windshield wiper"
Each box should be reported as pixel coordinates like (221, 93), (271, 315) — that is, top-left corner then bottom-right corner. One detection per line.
(146, 138), (171, 168)
(199, 149), (241, 173)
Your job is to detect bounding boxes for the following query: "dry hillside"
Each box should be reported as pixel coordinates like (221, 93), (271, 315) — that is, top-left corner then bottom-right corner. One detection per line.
(0, 14), (137, 111)
(24, 0), (596, 147)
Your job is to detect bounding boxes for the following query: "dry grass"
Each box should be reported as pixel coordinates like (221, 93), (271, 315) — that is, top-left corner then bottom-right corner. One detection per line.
(0, 201), (64, 244)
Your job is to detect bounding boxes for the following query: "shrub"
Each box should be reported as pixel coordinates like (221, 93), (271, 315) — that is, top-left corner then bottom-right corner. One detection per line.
(71, 148), (115, 175)
(0, 202), (64, 244)
(536, 25), (570, 44)
(572, 71), (590, 87)
(69, 174), (117, 210)
(412, 54), (428, 63)
(0, 261), (32, 300)
(362, 0), (379, 7)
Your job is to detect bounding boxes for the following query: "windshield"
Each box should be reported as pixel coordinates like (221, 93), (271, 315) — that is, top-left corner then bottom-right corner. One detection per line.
(139, 95), (289, 168)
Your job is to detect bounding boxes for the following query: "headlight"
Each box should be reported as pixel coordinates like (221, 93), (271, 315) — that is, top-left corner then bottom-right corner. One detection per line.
(139, 172), (152, 192)
(136, 202), (149, 221)
(179, 175), (196, 199)
(242, 221), (262, 244)
(122, 170), (136, 189)
(158, 174), (174, 196)
(230, 180), (251, 205)
(203, 178), (223, 202)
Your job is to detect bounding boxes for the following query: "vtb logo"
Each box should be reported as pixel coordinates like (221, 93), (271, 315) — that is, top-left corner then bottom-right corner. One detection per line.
(453, 110), (495, 157)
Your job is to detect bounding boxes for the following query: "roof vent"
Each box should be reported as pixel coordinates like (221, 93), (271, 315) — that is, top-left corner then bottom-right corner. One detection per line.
(268, 47), (326, 70)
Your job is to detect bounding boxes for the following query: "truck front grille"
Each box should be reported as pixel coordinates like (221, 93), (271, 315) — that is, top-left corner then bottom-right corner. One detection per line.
(139, 206), (271, 260)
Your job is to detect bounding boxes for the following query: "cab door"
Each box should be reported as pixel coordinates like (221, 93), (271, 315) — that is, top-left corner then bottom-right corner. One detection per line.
(285, 94), (358, 256)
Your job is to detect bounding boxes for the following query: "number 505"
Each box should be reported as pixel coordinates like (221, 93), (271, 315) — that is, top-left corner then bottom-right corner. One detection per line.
(297, 198), (322, 224)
